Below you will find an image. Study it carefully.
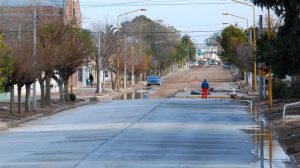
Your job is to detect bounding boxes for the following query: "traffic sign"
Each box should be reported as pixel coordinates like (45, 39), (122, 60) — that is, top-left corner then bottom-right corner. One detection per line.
(260, 68), (268, 77)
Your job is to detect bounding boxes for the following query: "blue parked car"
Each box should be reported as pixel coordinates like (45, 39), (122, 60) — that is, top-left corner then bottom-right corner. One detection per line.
(147, 75), (161, 86)
(223, 62), (231, 70)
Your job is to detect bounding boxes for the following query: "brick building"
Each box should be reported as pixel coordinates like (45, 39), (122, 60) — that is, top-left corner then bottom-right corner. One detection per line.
(0, 0), (81, 42)
(0, 0), (84, 90)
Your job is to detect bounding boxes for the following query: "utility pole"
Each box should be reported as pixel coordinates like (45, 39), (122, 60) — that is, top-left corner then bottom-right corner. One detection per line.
(96, 29), (102, 94)
(124, 33), (127, 88)
(258, 15), (263, 100)
(131, 36), (134, 85)
(268, 8), (272, 108)
(32, 1), (37, 112)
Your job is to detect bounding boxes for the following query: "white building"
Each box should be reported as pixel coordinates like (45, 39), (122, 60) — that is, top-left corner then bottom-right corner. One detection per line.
(196, 46), (220, 63)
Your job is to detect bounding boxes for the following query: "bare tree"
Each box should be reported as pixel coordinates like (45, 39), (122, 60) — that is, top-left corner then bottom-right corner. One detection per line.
(10, 39), (40, 112)
(236, 43), (253, 82)
(38, 22), (92, 101)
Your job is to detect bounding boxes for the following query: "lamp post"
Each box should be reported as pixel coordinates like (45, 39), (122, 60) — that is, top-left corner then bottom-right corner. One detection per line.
(232, 0), (257, 91)
(222, 22), (243, 29)
(222, 13), (248, 30)
(116, 8), (146, 90)
(223, 13), (251, 44)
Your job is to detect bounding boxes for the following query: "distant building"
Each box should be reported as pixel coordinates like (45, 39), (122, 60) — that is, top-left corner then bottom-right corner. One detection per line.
(196, 46), (220, 63)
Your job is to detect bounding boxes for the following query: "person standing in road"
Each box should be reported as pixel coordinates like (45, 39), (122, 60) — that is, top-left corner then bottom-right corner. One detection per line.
(201, 79), (209, 99)
(89, 74), (94, 87)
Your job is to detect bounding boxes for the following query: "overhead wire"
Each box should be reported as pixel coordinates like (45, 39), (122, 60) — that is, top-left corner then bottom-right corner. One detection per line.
(0, 0), (244, 43)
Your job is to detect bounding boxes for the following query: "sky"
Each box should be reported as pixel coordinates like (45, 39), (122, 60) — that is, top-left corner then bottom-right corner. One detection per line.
(80, 0), (266, 47)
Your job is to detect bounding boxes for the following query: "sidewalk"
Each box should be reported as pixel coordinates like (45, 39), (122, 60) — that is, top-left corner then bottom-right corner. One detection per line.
(0, 83), (145, 131)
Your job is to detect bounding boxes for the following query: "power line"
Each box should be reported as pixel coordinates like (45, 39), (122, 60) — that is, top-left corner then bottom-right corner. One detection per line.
(79, 2), (234, 8)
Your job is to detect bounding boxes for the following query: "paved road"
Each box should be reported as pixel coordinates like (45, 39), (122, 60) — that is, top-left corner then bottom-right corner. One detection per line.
(0, 98), (292, 168)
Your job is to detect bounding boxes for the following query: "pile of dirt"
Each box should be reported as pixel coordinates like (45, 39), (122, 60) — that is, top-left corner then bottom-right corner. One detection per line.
(258, 99), (300, 166)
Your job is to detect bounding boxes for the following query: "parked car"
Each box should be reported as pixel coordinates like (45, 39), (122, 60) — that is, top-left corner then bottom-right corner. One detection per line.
(189, 62), (198, 68)
(223, 62), (231, 70)
(147, 75), (161, 86)
(199, 60), (206, 65)
(209, 60), (218, 65)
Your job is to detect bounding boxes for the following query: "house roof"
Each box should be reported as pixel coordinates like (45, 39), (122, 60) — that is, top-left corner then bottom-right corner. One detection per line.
(0, 0), (67, 8)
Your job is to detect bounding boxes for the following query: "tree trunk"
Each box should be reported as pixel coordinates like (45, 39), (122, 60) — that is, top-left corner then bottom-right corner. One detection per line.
(110, 70), (115, 90)
(139, 73), (142, 84)
(25, 84), (31, 112)
(58, 83), (64, 102)
(40, 81), (45, 108)
(245, 71), (249, 85)
(38, 75), (45, 108)
(17, 84), (22, 114)
(63, 79), (70, 102)
(52, 74), (64, 102)
(102, 69), (106, 91)
(45, 74), (51, 106)
(9, 85), (14, 115)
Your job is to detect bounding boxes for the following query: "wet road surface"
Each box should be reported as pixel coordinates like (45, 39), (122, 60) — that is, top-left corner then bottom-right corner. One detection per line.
(0, 98), (293, 168)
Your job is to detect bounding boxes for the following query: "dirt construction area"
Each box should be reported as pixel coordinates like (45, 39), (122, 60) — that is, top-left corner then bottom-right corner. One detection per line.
(150, 65), (233, 98)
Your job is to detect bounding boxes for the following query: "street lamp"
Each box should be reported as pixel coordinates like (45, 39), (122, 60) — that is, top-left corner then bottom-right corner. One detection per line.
(232, 0), (257, 91)
(116, 8), (146, 90)
(223, 13), (250, 43)
(222, 13), (248, 30)
(222, 22), (243, 29)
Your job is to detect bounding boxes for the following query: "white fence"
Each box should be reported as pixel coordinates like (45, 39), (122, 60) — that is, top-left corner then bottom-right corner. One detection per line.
(283, 101), (300, 124)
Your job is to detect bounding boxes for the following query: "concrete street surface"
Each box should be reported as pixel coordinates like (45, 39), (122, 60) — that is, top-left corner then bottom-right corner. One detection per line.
(0, 98), (293, 168)
(0, 65), (295, 168)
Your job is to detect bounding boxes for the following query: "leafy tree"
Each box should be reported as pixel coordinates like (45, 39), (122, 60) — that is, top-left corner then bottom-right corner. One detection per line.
(219, 25), (247, 66)
(0, 33), (13, 92)
(176, 35), (196, 64)
(205, 32), (222, 49)
(121, 16), (181, 76)
(253, 0), (300, 77)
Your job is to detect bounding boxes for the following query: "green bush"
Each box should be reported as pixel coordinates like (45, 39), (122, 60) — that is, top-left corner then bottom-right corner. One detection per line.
(69, 93), (76, 101)
(273, 79), (300, 99)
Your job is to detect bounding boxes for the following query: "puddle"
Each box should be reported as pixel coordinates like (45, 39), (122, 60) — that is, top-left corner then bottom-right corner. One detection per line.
(113, 91), (145, 100)
(113, 86), (159, 100)
(248, 102), (294, 168)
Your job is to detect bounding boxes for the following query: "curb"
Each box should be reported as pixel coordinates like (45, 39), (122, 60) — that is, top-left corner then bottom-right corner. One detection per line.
(291, 155), (300, 168)
(3, 100), (99, 130)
